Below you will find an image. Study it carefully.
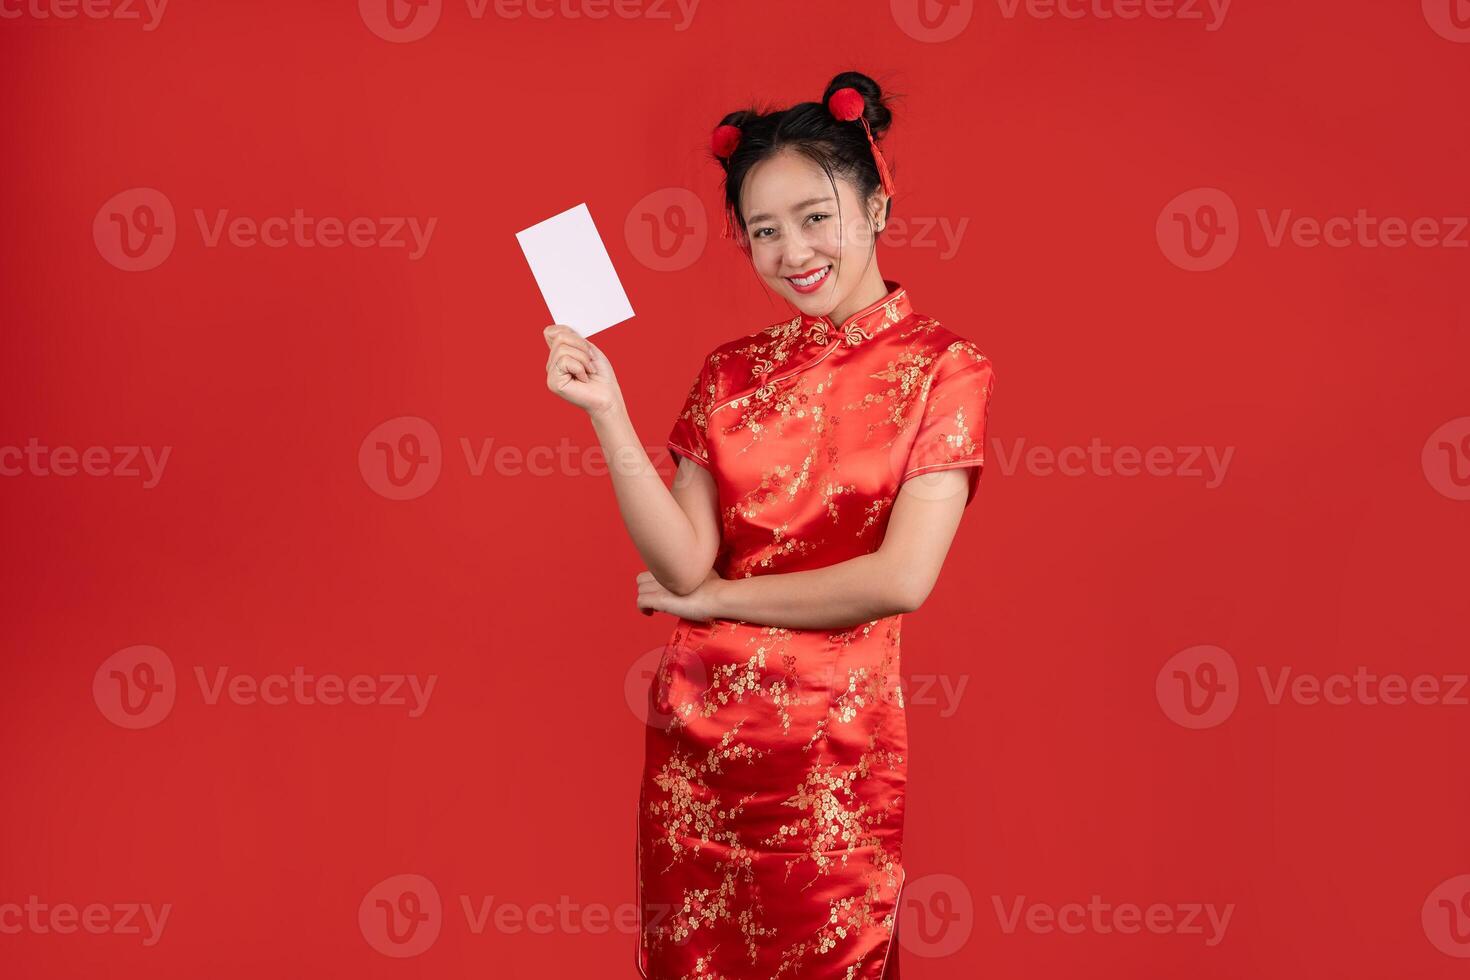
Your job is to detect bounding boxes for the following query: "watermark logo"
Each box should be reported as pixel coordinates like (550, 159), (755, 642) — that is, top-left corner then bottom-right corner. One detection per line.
(992, 437), (1234, 487)
(1257, 209), (1469, 249)
(361, 417), (443, 500)
(359, 0), (443, 41)
(0, 898), (171, 945)
(360, 0), (699, 40)
(888, 423), (975, 504)
(1424, 875), (1470, 957)
(904, 673), (970, 717)
(1258, 666), (1468, 707)
(1423, 417), (1470, 501)
(461, 894), (649, 934)
(625, 642), (706, 728)
(194, 667), (436, 716)
(95, 189), (436, 269)
(1157, 188), (1239, 272)
(879, 216), (970, 260)
(374, 431), (681, 497)
(900, 873), (973, 957)
(625, 188), (706, 272)
(93, 645), (176, 730)
(891, 435), (1235, 500)
(193, 209), (436, 257)
(484, 0), (701, 29)
(1156, 645), (1238, 729)
(781, 212), (972, 260)
(94, 650), (437, 724)
(1161, 188), (1470, 269)
(0, 439), (171, 488)
(994, 0), (1230, 30)
(0, 0), (168, 30)
(360, 874), (443, 957)
(94, 188), (176, 272)
(891, 0), (975, 42)
(994, 894), (1234, 945)
(1423, 0), (1470, 42)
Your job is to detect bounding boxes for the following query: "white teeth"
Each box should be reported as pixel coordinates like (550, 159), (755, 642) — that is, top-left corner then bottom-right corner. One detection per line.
(789, 266), (830, 287)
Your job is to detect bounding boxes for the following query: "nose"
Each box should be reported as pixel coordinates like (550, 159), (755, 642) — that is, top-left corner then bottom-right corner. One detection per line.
(781, 238), (817, 273)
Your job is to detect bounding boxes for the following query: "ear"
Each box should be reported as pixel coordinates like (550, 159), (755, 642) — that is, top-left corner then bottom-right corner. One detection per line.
(869, 191), (891, 229)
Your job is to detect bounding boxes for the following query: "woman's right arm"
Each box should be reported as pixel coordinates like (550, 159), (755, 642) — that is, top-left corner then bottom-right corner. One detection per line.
(591, 406), (721, 596)
(543, 323), (720, 596)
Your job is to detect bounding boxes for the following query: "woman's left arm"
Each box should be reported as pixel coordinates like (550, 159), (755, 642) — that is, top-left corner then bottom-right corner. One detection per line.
(636, 468), (975, 630)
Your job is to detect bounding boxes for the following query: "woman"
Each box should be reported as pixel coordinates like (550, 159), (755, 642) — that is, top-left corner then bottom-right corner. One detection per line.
(543, 70), (995, 980)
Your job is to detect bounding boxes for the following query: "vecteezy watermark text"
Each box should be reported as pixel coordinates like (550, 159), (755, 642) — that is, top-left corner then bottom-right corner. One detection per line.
(1158, 646), (1470, 729)
(0, 898), (171, 946)
(0, 0), (167, 29)
(993, 895), (1234, 946)
(359, 0), (701, 42)
(94, 188), (437, 271)
(1, 439), (170, 488)
(358, 874), (665, 958)
(1159, 187), (1470, 271)
(991, 437), (1234, 488)
(194, 666), (436, 717)
(994, 0), (1230, 30)
(93, 646), (439, 729)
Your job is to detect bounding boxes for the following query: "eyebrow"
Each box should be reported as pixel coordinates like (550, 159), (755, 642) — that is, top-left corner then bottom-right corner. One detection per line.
(745, 196), (836, 225)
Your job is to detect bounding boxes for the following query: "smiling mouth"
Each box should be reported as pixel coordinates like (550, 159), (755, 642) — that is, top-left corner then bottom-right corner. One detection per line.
(786, 265), (831, 290)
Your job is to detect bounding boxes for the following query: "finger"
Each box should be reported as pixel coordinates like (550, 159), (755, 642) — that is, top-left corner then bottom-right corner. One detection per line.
(543, 324), (585, 348)
(588, 343), (610, 373)
(553, 353), (590, 383)
(563, 337), (597, 374)
(549, 356), (585, 384)
(545, 344), (592, 375)
(547, 344), (593, 375)
(545, 325), (592, 355)
(552, 348), (590, 379)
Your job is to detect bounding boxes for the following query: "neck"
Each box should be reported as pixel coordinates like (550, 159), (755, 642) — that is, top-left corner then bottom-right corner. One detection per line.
(826, 264), (889, 327)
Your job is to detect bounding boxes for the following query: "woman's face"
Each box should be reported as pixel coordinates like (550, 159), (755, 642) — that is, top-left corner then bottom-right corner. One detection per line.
(740, 149), (885, 318)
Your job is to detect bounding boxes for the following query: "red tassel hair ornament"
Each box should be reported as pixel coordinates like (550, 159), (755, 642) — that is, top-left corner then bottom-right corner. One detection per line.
(826, 87), (896, 198)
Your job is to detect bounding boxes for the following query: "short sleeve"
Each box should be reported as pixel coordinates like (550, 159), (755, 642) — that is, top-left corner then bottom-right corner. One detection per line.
(900, 350), (996, 506)
(667, 356), (716, 471)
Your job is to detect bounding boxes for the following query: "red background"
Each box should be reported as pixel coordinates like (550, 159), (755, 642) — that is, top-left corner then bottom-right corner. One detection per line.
(3, 0), (1468, 977)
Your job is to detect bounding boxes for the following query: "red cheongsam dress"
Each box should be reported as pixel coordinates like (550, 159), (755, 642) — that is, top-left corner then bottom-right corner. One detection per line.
(637, 279), (996, 979)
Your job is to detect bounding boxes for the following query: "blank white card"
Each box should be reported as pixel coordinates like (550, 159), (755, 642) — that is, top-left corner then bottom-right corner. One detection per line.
(515, 202), (635, 337)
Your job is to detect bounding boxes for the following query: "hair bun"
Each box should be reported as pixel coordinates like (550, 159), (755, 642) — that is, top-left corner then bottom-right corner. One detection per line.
(821, 71), (893, 141)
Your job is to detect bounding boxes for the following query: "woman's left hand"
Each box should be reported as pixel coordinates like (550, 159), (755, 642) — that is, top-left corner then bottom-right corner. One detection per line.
(636, 569), (723, 621)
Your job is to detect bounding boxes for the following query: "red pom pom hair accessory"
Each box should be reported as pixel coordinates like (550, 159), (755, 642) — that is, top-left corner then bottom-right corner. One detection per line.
(711, 123), (744, 240)
(826, 87), (896, 199)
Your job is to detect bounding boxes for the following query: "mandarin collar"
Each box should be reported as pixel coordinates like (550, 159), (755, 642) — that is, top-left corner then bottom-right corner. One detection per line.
(797, 279), (913, 348)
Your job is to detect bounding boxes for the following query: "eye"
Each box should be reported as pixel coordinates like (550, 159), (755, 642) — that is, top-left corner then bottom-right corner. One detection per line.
(808, 213), (829, 225)
(752, 227), (773, 239)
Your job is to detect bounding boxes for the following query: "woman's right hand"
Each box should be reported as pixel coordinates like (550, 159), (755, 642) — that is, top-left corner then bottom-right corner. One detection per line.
(543, 324), (623, 419)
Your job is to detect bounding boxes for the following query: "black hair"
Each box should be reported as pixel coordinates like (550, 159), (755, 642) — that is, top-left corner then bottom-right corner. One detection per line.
(711, 71), (901, 256)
